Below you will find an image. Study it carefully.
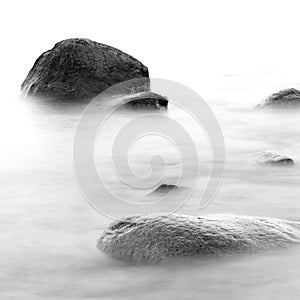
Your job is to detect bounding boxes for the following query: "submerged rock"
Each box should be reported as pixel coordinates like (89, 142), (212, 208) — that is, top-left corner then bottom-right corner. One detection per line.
(150, 184), (180, 194)
(258, 88), (300, 107)
(121, 92), (168, 109)
(256, 151), (294, 166)
(98, 213), (300, 263)
(21, 38), (149, 101)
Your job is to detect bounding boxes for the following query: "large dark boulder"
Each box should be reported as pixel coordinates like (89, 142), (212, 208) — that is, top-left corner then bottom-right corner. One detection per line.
(21, 38), (149, 101)
(98, 213), (300, 263)
(258, 88), (300, 107)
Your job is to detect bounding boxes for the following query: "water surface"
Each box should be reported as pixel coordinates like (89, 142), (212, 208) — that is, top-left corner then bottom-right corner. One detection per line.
(1, 72), (300, 299)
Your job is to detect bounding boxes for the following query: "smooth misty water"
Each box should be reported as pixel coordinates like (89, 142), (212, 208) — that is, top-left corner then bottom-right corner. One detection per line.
(1, 72), (300, 299)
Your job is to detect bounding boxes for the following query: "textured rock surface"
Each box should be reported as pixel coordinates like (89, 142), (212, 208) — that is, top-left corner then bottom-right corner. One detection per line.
(258, 88), (300, 107)
(21, 38), (149, 101)
(121, 92), (168, 109)
(98, 213), (300, 263)
(256, 151), (294, 165)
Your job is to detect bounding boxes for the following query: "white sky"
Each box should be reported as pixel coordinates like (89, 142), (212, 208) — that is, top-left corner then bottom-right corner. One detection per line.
(1, 0), (300, 96)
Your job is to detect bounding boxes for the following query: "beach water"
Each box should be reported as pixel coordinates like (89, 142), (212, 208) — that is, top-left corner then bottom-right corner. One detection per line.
(1, 71), (300, 299)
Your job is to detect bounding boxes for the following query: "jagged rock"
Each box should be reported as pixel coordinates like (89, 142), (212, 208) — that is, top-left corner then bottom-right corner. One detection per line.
(98, 213), (300, 263)
(258, 88), (300, 107)
(121, 92), (168, 109)
(21, 38), (149, 101)
(256, 151), (294, 166)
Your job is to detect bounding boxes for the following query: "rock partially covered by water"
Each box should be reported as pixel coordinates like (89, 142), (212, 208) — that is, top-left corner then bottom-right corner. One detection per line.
(256, 151), (294, 166)
(121, 92), (168, 109)
(21, 38), (149, 101)
(151, 184), (180, 193)
(98, 214), (300, 263)
(258, 88), (300, 107)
